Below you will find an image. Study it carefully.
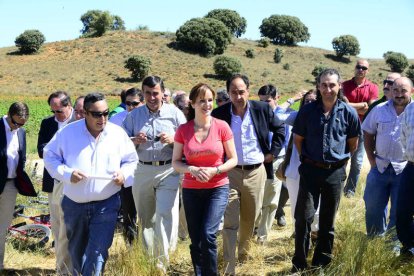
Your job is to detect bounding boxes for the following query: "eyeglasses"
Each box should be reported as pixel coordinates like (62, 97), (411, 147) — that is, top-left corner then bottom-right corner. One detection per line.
(11, 116), (25, 127)
(51, 109), (64, 114)
(126, 101), (140, 107)
(87, 109), (110, 118)
(383, 80), (394, 86)
(355, 65), (368, 71)
(216, 98), (228, 103)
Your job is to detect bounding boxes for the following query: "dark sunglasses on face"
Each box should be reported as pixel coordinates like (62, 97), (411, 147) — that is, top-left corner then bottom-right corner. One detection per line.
(51, 109), (64, 114)
(88, 110), (110, 118)
(126, 101), (140, 107)
(383, 80), (394, 86)
(11, 116), (25, 127)
(355, 65), (368, 71)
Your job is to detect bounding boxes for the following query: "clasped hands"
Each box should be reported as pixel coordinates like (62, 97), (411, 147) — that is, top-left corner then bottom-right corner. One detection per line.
(188, 166), (216, 183)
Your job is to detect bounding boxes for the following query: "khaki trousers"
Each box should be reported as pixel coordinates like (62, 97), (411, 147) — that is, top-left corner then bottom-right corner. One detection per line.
(223, 164), (266, 275)
(0, 180), (18, 270)
(49, 180), (72, 275)
(256, 157), (284, 240)
(132, 164), (180, 267)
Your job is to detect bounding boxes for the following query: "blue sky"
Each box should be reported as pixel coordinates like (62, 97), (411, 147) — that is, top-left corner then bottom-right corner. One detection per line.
(0, 0), (413, 58)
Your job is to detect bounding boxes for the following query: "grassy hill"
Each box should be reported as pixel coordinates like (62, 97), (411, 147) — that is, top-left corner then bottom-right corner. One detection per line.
(0, 30), (399, 97)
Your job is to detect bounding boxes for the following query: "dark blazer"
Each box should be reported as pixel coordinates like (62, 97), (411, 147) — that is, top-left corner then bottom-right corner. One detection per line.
(0, 118), (37, 196)
(37, 115), (59, 193)
(211, 100), (285, 177)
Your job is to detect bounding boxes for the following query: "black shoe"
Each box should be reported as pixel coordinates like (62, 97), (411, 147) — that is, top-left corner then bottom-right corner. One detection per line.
(277, 215), (286, 227)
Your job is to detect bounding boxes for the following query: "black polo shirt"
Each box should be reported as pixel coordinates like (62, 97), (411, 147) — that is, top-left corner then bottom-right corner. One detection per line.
(292, 99), (361, 163)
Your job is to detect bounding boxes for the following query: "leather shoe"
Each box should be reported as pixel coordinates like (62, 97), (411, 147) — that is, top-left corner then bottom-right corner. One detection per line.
(277, 215), (286, 227)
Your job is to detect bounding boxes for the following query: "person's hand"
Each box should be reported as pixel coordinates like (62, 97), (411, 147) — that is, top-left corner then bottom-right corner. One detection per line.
(198, 167), (217, 182)
(71, 170), (88, 183)
(131, 132), (149, 145)
(264, 153), (274, 163)
(293, 90), (306, 101)
(112, 171), (125, 186)
(159, 132), (174, 144)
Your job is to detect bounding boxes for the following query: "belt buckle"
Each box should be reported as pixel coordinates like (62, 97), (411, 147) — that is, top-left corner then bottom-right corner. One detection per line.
(154, 161), (160, 166)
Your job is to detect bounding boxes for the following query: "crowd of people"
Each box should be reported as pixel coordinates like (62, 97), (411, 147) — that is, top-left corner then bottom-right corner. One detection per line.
(1, 60), (414, 275)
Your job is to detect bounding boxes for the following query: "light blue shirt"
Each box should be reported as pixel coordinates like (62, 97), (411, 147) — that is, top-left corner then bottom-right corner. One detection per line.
(231, 102), (264, 165)
(109, 110), (128, 127)
(362, 99), (407, 174)
(402, 102), (414, 162)
(123, 103), (187, 162)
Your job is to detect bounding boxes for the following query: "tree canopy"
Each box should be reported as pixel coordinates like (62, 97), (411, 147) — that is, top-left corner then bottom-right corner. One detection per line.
(332, 35), (360, 58)
(205, 9), (247, 38)
(80, 10), (125, 37)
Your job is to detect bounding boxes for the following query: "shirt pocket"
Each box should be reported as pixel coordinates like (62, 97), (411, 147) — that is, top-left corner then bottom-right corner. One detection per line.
(377, 121), (395, 136)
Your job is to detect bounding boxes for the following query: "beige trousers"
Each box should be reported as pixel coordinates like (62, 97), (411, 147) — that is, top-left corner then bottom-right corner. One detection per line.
(49, 180), (72, 275)
(0, 180), (18, 270)
(223, 164), (266, 275)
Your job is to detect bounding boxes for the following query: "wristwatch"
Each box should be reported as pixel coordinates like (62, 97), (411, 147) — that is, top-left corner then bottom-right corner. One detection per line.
(216, 166), (222, 175)
(287, 98), (295, 105)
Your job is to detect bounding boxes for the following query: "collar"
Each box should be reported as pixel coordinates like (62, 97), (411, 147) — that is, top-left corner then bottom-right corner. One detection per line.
(2, 116), (18, 134)
(230, 101), (250, 118)
(145, 103), (167, 117)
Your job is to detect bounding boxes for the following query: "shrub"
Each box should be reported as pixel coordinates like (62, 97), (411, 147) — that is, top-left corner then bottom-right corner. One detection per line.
(213, 56), (242, 79)
(283, 63), (290, 70)
(124, 55), (151, 81)
(175, 18), (232, 57)
(245, 49), (255, 58)
(14, 30), (45, 54)
(257, 38), (270, 48)
(332, 35), (360, 58)
(312, 64), (328, 78)
(273, 48), (283, 63)
(406, 64), (414, 83)
(80, 10), (125, 37)
(384, 51), (409, 73)
(259, 15), (310, 45)
(205, 9), (247, 38)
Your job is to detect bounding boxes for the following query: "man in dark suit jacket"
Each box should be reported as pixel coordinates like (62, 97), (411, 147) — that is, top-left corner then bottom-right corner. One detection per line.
(211, 74), (285, 275)
(0, 102), (36, 271)
(37, 91), (74, 275)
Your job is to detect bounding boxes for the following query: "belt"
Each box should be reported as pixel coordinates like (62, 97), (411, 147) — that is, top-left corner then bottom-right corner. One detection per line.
(235, 163), (262, 170)
(139, 160), (172, 166)
(302, 157), (348, 170)
(6, 178), (15, 181)
(408, 161), (414, 166)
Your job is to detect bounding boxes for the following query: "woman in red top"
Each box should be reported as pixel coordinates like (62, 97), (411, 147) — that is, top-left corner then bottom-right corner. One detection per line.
(173, 83), (237, 276)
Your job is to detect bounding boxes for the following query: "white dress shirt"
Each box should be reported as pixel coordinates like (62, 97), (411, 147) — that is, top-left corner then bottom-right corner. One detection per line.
(2, 116), (19, 178)
(44, 120), (138, 203)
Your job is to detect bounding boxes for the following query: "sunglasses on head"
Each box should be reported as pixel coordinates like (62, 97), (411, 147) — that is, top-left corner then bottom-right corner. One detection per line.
(51, 109), (64, 114)
(11, 116), (25, 127)
(383, 80), (394, 86)
(88, 110), (110, 118)
(126, 101), (140, 107)
(355, 65), (368, 71)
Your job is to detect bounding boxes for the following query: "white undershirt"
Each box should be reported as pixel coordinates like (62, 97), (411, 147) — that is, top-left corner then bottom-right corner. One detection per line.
(3, 116), (19, 178)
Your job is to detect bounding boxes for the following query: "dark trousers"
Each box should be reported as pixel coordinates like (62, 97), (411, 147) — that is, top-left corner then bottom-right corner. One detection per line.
(183, 185), (229, 276)
(120, 186), (137, 244)
(276, 183), (289, 218)
(292, 163), (346, 270)
(396, 163), (414, 250)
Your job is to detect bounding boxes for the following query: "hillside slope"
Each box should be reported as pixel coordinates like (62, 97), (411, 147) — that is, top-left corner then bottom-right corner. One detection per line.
(0, 30), (393, 96)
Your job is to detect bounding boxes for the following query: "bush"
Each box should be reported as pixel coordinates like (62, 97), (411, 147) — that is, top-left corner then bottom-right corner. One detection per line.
(124, 55), (151, 81)
(257, 38), (270, 48)
(213, 56), (242, 79)
(384, 51), (409, 73)
(245, 49), (255, 58)
(80, 10), (125, 37)
(283, 63), (290, 70)
(14, 30), (45, 54)
(273, 48), (283, 63)
(175, 18), (232, 57)
(406, 64), (414, 83)
(332, 35), (360, 58)
(205, 9), (247, 38)
(312, 64), (328, 78)
(259, 15), (310, 45)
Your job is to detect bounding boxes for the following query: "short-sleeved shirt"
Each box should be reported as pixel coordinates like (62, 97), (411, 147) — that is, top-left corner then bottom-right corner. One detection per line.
(342, 78), (379, 121)
(174, 118), (233, 189)
(292, 100), (361, 163)
(401, 102), (414, 162)
(362, 100), (407, 174)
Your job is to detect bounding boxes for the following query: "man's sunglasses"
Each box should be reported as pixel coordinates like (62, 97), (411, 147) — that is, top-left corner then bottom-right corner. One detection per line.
(126, 101), (140, 107)
(88, 110), (110, 118)
(11, 116), (25, 127)
(355, 65), (368, 71)
(383, 80), (394, 86)
(51, 109), (64, 114)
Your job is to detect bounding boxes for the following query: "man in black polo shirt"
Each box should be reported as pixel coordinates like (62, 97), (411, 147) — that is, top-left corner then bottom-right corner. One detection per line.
(291, 69), (361, 271)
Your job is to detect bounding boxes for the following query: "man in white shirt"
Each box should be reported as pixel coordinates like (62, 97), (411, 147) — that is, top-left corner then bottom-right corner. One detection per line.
(44, 93), (138, 276)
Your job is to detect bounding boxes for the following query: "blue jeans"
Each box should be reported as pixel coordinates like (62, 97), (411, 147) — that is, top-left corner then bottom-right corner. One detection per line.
(344, 135), (364, 195)
(62, 193), (121, 276)
(397, 163), (414, 250)
(364, 165), (401, 236)
(182, 184), (229, 276)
